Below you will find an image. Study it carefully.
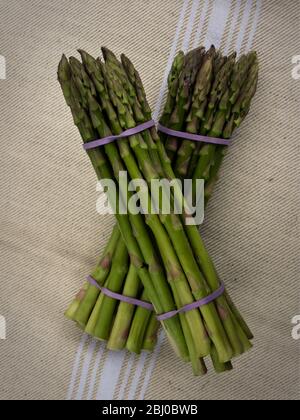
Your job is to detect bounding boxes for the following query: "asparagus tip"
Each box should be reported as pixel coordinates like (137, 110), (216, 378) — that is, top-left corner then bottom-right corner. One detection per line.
(57, 54), (70, 81)
(101, 46), (117, 61)
(77, 49), (90, 63)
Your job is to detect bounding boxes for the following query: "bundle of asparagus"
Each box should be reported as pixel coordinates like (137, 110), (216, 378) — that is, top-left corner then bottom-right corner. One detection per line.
(63, 49), (202, 355)
(59, 46), (258, 375)
(163, 47), (258, 207)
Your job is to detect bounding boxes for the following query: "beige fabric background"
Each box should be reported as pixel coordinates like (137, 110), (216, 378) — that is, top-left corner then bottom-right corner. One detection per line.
(0, 0), (299, 400)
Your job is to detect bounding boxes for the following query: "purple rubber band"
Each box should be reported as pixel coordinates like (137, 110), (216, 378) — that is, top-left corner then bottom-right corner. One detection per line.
(156, 281), (225, 321)
(87, 275), (225, 321)
(87, 275), (154, 311)
(157, 123), (231, 146)
(83, 120), (156, 150)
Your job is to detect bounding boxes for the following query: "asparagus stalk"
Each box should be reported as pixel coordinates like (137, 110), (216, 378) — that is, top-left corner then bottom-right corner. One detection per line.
(174, 48), (216, 177)
(159, 51), (185, 127)
(107, 265), (143, 350)
(193, 51), (259, 204)
(64, 282), (89, 321)
(93, 239), (129, 340)
(142, 312), (160, 351)
(163, 48), (204, 162)
(71, 225), (120, 327)
(124, 289), (153, 354)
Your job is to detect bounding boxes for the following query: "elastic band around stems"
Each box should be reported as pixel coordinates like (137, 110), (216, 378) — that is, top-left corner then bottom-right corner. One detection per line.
(83, 120), (156, 150)
(156, 281), (225, 321)
(157, 123), (231, 146)
(87, 275), (225, 321)
(87, 275), (154, 311)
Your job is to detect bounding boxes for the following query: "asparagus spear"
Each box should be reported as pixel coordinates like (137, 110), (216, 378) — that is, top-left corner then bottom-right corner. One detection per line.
(72, 224), (120, 327)
(64, 282), (89, 321)
(142, 311), (160, 351)
(93, 239), (129, 340)
(123, 288), (153, 354)
(163, 47), (205, 162)
(107, 265), (146, 350)
(174, 48), (216, 177)
(194, 51), (259, 204)
(159, 51), (185, 126)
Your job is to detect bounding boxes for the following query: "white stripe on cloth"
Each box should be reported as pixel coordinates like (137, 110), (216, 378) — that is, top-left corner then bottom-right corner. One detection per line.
(235, 0), (254, 55)
(66, 333), (89, 400)
(204, 0), (232, 49)
(86, 342), (106, 400)
(182, 0), (202, 53)
(224, 0), (242, 55)
(75, 338), (97, 400)
(152, 0), (191, 122)
(96, 351), (127, 400)
(192, 0), (211, 49)
(246, 0), (262, 52)
(127, 352), (148, 400)
(137, 330), (165, 400)
(116, 352), (136, 400)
